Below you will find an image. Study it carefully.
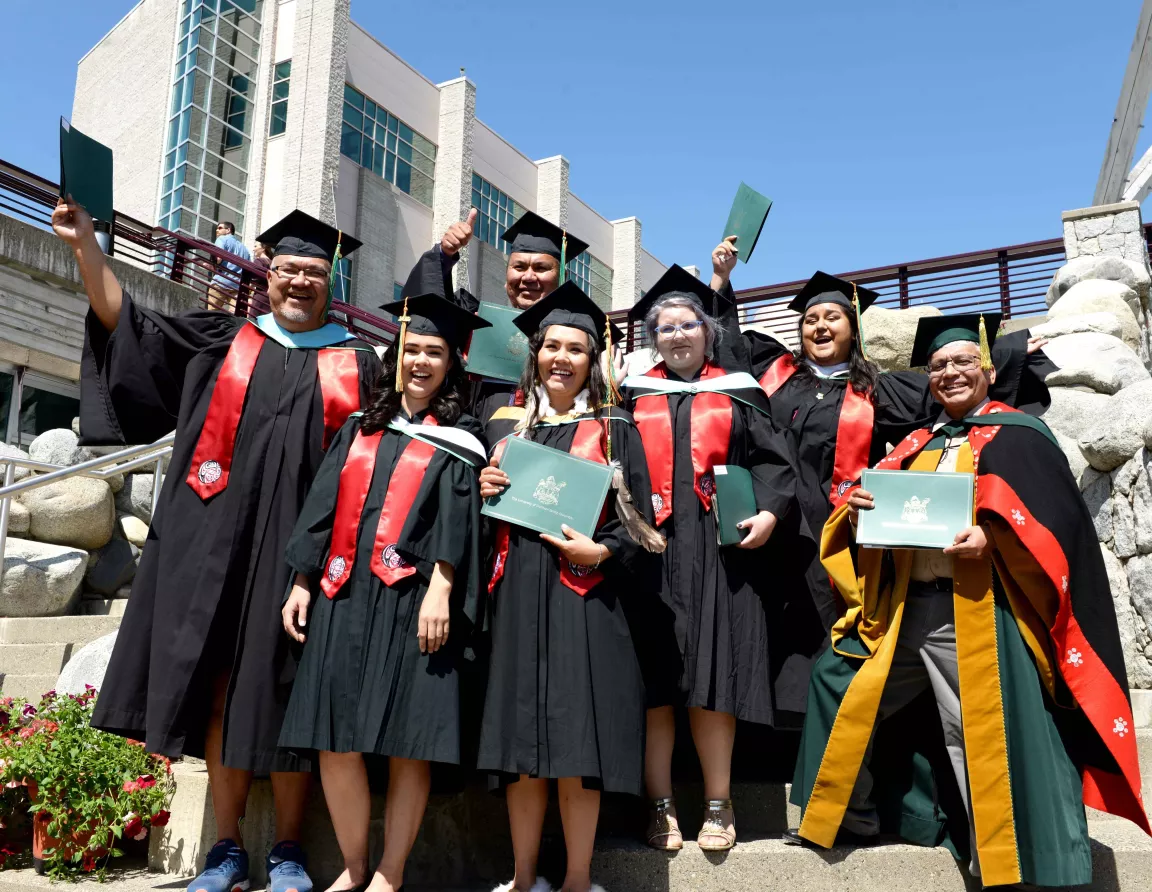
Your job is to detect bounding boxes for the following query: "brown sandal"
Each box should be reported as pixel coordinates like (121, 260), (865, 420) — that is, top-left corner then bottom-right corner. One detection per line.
(646, 797), (683, 851)
(697, 798), (735, 851)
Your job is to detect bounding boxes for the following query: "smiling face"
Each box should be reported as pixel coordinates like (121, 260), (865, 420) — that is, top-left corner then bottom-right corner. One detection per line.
(927, 341), (995, 418)
(800, 302), (854, 366)
(536, 325), (592, 407)
(506, 252), (561, 309)
(655, 305), (707, 376)
(267, 253), (332, 332)
(401, 332), (452, 408)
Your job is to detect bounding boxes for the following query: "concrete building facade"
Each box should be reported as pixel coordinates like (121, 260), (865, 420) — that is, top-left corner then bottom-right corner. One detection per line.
(72, 0), (668, 313)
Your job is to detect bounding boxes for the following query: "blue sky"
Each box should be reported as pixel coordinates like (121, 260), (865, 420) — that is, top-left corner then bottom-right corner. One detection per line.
(0, 0), (1145, 287)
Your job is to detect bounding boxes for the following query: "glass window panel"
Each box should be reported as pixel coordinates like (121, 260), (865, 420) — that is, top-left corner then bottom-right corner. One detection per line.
(361, 140), (373, 170)
(342, 103), (362, 131)
(344, 84), (364, 109)
(196, 215), (218, 242)
(398, 121), (413, 144)
(160, 193), (173, 218)
(199, 170), (246, 213)
(373, 146), (385, 178)
(200, 148), (245, 187)
(339, 123), (360, 159)
(364, 99), (377, 120)
(387, 113), (397, 132)
(386, 132), (396, 152)
(269, 101), (287, 137)
(412, 132), (436, 158)
(165, 149), (177, 172)
(275, 60), (292, 79)
(409, 170), (433, 206)
(18, 386), (79, 446)
(273, 79), (290, 101)
(397, 140), (412, 162)
(395, 159), (411, 194)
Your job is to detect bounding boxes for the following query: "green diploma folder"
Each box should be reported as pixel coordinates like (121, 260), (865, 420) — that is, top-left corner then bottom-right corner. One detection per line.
(711, 465), (757, 546)
(482, 435), (614, 539)
(59, 118), (114, 222)
(855, 469), (974, 550)
(721, 182), (772, 264)
(465, 302), (529, 383)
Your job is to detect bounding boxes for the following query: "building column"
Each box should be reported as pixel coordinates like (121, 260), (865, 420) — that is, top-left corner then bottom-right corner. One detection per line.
(350, 167), (399, 310)
(1062, 200), (1149, 268)
(536, 155), (570, 227)
(280, 0), (350, 225)
(611, 217), (642, 311)
(433, 76), (476, 291)
(682, 264), (701, 280)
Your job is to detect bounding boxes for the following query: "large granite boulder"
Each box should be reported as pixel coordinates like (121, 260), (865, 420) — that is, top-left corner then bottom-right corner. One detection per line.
(1046, 280), (1141, 348)
(117, 513), (149, 548)
(114, 473), (154, 523)
(1041, 386), (1111, 439)
(1046, 254), (1150, 309)
(19, 477), (115, 550)
(1042, 332), (1149, 395)
(0, 444), (31, 482)
(1054, 430), (1090, 487)
(6, 501), (29, 537)
(1078, 381), (1152, 471)
(27, 429), (79, 467)
(1031, 312), (1124, 343)
(83, 537), (139, 596)
(55, 631), (118, 696)
(0, 539), (86, 616)
(861, 304), (942, 372)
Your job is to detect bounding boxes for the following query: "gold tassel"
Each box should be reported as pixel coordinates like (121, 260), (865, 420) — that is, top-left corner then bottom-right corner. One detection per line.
(560, 232), (568, 284)
(853, 282), (868, 360)
(978, 313), (992, 371)
(394, 295), (411, 393)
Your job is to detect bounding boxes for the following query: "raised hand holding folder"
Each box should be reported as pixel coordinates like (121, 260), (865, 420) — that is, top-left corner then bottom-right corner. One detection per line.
(59, 118), (114, 223)
(721, 182), (772, 264)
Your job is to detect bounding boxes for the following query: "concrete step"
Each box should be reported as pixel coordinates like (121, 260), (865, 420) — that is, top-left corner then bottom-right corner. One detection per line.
(77, 598), (129, 617)
(0, 643), (70, 676)
(0, 674), (63, 701)
(0, 615), (121, 646)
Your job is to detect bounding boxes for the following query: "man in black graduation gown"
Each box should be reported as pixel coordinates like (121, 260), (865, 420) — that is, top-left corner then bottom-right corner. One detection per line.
(402, 209), (591, 418)
(51, 199), (381, 892)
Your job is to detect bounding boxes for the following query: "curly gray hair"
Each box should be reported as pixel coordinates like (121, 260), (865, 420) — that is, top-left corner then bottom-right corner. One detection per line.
(643, 293), (721, 360)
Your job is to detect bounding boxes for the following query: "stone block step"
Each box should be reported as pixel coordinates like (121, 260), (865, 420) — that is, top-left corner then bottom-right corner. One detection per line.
(0, 615), (120, 646)
(0, 643), (71, 676)
(0, 674), (61, 702)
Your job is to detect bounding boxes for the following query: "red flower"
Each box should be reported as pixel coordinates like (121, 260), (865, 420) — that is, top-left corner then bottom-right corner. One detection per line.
(123, 814), (145, 840)
(150, 809), (171, 828)
(135, 774), (156, 791)
(122, 779), (139, 794)
(81, 852), (96, 872)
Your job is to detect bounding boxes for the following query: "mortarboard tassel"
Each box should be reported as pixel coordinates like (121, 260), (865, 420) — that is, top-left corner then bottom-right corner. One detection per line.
(978, 314), (993, 371)
(394, 295), (411, 393)
(325, 230), (344, 318)
(852, 282), (868, 360)
(560, 232), (568, 285)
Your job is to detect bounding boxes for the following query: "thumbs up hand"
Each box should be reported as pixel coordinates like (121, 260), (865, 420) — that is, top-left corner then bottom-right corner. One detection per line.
(442, 207), (479, 256)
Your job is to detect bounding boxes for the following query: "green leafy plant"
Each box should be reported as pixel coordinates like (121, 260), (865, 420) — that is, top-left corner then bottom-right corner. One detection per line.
(0, 688), (174, 879)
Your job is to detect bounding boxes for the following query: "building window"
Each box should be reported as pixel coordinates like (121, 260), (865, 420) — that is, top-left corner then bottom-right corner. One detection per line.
(159, 0), (264, 240)
(567, 252), (614, 311)
(269, 60), (290, 137)
(333, 257), (351, 304)
(471, 174), (522, 255)
(340, 84), (436, 207)
(393, 282), (403, 302)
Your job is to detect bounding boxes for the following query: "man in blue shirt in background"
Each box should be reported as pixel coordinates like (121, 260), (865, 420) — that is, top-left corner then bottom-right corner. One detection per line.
(209, 221), (252, 311)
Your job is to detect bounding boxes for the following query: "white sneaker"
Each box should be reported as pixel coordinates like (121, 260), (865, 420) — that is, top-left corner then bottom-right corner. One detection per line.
(489, 881), (553, 892)
(590, 886), (609, 892)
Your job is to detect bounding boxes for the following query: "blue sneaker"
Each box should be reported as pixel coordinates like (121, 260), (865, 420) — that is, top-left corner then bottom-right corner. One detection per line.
(267, 840), (313, 892)
(188, 839), (250, 892)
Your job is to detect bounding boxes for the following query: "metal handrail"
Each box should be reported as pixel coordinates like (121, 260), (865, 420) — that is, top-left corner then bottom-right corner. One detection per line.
(0, 434), (175, 594)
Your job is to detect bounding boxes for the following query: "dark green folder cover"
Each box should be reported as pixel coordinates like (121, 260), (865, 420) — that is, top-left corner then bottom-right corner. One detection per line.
(711, 465), (757, 546)
(721, 182), (772, 264)
(59, 118), (114, 222)
(465, 302), (530, 383)
(482, 435), (614, 539)
(856, 469), (974, 550)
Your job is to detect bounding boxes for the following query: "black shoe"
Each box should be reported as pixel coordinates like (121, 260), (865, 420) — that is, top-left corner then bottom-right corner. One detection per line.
(782, 828), (883, 848)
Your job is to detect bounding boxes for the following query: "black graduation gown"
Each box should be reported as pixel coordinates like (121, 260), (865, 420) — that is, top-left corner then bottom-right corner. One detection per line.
(622, 370), (805, 725)
(82, 293), (381, 772)
(476, 410), (658, 795)
(278, 413), (483, 763)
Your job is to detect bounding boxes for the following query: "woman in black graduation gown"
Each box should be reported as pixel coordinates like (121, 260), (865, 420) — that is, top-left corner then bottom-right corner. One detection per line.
(477, 284), (659, 892)
(279, 295), (489, 892)
(617, 266), (806, 853)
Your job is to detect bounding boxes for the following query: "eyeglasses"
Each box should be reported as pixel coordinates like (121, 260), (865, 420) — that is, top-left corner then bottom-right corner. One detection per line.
(654, 320), (704, 337)
(270, 265), (329, 284)
(927, 354), (982, 375)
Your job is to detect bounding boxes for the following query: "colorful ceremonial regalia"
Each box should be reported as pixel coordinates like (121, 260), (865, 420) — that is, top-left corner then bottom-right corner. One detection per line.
(791, 402), (1149, 887)
(278, 411), (486, 762)
(621, 359), (806, 725)
(84, 299), (380, 770)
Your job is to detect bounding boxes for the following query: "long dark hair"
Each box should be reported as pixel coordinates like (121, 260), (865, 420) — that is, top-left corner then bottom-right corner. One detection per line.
(361, 342), (468, 432)
(517, 327), (609, 429)
(792, 307), (880, 398)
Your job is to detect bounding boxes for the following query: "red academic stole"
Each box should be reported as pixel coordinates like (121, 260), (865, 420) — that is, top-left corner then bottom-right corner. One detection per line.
(756, 353), (874, 508)
(321, 418), (441, 597)
(186, 324), (363, 500)
(632, 362), (732, 526)
(488, 418), (611, 597)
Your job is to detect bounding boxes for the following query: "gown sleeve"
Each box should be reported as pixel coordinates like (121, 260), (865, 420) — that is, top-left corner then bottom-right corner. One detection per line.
(398, 246), (458, 306)
(283, 416), (361, 577)
(594, 415), (660, 588)
(988, 328), (1055, 415)
(744, 404), (797, 520)
(79, 290), (242, 446)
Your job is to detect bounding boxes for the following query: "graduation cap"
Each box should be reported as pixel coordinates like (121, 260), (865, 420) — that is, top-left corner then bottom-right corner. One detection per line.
(256, 209), (362, 262)
(788, 271), (879, 316)
(627, 264), (715, 323)
(380, 292), (493, 391)
(513, 281), (622, 346)
(500, 211), (589, 265)
(910, 312), (1001, 370)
